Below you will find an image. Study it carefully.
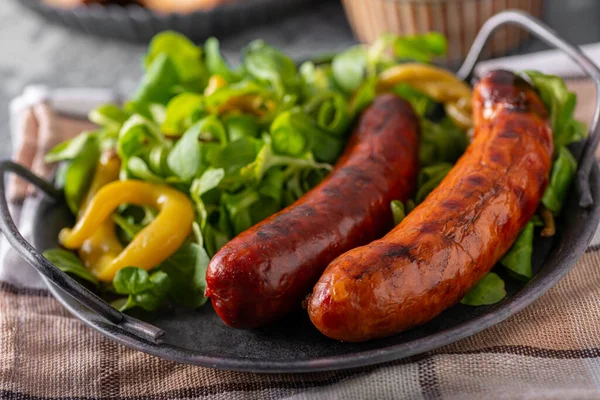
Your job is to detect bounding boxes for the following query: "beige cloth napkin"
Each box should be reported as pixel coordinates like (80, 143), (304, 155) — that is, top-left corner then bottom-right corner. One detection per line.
(1, 80), (600, 399)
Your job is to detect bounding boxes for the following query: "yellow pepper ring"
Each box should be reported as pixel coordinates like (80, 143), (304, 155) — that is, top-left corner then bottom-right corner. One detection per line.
(444, 102), (473, 130)
(376, 63), (473, 129)
(77, 154), (123, 274)
(60, 180), (195, 282)
(376, 63), (470, 93)
(408, 81), (472, 103)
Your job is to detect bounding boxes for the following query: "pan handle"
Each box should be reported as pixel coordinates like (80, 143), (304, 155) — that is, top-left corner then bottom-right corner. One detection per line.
(457, 10), (600, 208)
(0, 160), (165, 344)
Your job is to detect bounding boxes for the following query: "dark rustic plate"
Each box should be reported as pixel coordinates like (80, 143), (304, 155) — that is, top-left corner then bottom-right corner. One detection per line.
(20, 0), (320, 42)
(2, 11), (600, 373)
(29, 174), (600, 372)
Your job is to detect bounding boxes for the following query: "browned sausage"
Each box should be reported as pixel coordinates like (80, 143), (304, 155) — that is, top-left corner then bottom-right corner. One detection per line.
(205, 94), (420, 328)
(308, 70), (554, 342)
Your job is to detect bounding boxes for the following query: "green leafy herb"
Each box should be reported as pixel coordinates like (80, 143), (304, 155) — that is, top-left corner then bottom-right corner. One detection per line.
(461, 272), (506, 306)
(43, 248), (98, 285)
(167, 115), (227, 181)
(117, 114), (165, 162)
(160, 242), (210, 308)
(222, 189), (260, 234)
(299, 61), (334, 97)
(224, 114), (261, 141)
(89, 104), (129, 130)
(113, 267), (172, 312)
(145, 31), (206, 91)
(129, 53), (180, 117)
(64, 135), (100, 214)
(207, 137), (261, 175)
(332, 46), (367, 94)
(500, 221), (535, 281)
(243, 40), (298, 96)
(241, 137), (332, 182)
(161, 93), (205, 136)
(391, 83), (436, 117)
(416, 163), (453, 204)
(304, 92), (351, 136)
(351, 78), (377, 114)
(205, 37), (236, 82)
(542, 146), (577, 215)
(393, 32), (447, 62)
(112, 214), (144, 242)
(44, 132), (95, 164)
(126, 156), (168, 184)
(194, 168), (225, 196)
(420, 119), (468, 167)
(524, 71), (587, 149)
(391, 200), (406, 226)
(270, 108), (344, 163)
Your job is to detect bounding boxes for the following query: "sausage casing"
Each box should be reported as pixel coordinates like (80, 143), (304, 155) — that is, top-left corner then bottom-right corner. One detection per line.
(205, 94), (420, 328)
(308, 70), (554, 342)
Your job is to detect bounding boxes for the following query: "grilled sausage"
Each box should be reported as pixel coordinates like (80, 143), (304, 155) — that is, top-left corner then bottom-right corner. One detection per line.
(205, 94), (420, 328)
(308, 70), (554, 342)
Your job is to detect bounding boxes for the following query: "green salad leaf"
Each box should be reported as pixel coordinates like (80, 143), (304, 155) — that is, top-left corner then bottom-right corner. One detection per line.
(500, 221), (536, 281)
(332, 46), (368, 94)
(542, 146), (578, 215)
(241, 137), (332, 182)
(161, 93), (205, 136)
(129, 53), (180, 117)
(244, 40), (298, 96)
(391, 200), (406, 226)
(160, 242), (210, 308)
(63, 134), (100, 214)
(391, 83), (436, 117)
(167, 116), (227, 181)
(44, 131), (96, 164)
(145, 31), (207, 90)
(205, 37), (237, 83)
(271, 108), (346, 162)
(415, 163), (453, 204)
(224, 114), (261, 141)
(117, 115), (165, 161)
(393, 32), (447, 62)
(89, 104), (129, 131)
(304, 92), (352, 136)
(419, 119), (468, 166)
(43, 249), (98, 285)
(461, 272), (506, 306)
(112, 267), (172, 312)
(112, 214), (144, 242)
(127, 156), (169, 184)
(524, 71), (587, 149)
(299, 61), (334, 97)
(193, 168), (225, 197)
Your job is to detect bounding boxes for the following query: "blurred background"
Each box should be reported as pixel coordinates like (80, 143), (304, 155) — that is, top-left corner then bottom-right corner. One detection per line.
(1, 0), (600, 157)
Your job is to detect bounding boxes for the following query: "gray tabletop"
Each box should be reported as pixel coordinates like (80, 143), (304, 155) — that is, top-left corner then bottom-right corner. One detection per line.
(2, 0), (600, 158)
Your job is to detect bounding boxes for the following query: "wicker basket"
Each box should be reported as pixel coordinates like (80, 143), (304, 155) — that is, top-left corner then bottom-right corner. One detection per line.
(342, 0), (544, 63)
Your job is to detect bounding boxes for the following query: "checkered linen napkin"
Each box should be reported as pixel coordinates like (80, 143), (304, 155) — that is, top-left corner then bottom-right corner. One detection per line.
(2, 65), (600, 399)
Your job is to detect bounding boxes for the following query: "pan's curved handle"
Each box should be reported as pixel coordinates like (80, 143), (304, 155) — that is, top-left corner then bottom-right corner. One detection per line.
(457, 10), (600, 208)
(0, 160), (165, 344)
